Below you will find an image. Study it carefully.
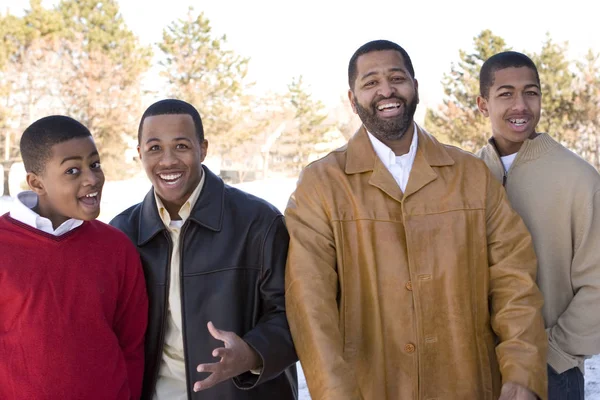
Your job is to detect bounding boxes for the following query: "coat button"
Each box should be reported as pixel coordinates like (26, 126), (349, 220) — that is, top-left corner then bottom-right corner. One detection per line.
(405, 280), (413, 291)
(404, 343), (416, 353)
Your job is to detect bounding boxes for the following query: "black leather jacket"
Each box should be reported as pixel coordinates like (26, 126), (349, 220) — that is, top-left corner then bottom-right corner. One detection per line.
(110, 167), (298, 399)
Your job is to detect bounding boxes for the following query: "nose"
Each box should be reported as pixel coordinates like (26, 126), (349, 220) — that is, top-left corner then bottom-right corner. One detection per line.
(158, 148), (178, 167)
(377, 80), (395, 98)
(511, 93), (528, 112)
(82, 167), (103, 187)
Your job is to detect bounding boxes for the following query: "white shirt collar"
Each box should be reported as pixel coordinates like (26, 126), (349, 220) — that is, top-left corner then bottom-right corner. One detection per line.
(367, 122), (419, 168)
(9, 191), (84, 236)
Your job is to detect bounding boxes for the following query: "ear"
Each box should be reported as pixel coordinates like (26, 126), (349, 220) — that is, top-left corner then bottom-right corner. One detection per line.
(477, 96), (489, 117)
(200, 139), (209, 163)
(348, 90), (358, 114)
(26, 172), (46, 196)
(414, 78), (420, 104)
(137, 145), (142, 161)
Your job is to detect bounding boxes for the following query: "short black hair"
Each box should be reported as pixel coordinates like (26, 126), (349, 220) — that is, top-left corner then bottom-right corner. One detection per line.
(20, 115), (92, 174)
(348, 40), (415, 89)
(138, 99), (204, 144)
(480, 51), (540, 98)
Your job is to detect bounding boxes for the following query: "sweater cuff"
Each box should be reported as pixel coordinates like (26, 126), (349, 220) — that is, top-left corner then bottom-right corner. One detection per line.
(547, 339), (581, 374)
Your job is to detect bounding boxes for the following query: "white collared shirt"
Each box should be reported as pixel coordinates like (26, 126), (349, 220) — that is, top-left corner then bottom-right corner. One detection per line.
(9, 191), (83, 236)
(153, 171), (206, 400)
(367, 122), (419, 192)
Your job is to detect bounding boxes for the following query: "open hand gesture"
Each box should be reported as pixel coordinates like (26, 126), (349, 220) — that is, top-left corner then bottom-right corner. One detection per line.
(193, 321), (261, 392)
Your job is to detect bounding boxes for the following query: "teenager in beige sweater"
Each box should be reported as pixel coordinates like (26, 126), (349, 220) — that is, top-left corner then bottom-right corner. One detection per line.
(476, 51), (600, 400)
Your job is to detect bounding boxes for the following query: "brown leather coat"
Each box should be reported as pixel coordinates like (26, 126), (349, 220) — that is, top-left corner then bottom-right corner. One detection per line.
(285, 126), (547, 400)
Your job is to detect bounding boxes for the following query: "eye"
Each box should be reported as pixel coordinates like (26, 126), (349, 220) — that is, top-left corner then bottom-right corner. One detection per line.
(391, 76), (406, 83)
(363, 80), (376, 88)
(91, 161), (101, 169)
(176, 143), (189, 150)
(498, 92), (512, 97)
(66, 167), (80, 175)
(148, 144), (160, 151)
(526, 91), (539, 96)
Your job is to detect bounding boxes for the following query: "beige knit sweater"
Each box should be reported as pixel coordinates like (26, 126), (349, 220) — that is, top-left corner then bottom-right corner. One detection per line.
(478, 133), (600, 374)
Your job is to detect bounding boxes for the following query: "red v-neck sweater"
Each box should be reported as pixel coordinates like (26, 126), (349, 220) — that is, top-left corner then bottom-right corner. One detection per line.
(0, 214), (148, 400)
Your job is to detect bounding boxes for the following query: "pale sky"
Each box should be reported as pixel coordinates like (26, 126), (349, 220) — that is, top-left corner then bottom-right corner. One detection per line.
(2, 0), (599, 123)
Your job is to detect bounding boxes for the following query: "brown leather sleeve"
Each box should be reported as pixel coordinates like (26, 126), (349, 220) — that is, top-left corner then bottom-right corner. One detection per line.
(485, 170), (548, 400)
(285, 167), (362, 400)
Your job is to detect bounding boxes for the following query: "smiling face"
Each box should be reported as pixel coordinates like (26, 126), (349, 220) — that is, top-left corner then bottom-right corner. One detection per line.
(27, 136), (105, 229)
(477, 66), (542, 155)
(348, 49), (419, 142)
(138, 113), (208, 217)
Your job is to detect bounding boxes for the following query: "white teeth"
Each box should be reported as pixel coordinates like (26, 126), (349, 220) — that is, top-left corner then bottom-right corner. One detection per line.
(85, 192), (98, 198)
(159, 173), (182, 181)
(377, 103), (400, 111)
(510, 118), (527, 125)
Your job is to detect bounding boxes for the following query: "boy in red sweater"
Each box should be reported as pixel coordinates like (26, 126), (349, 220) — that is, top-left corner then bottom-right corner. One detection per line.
(0, 115), (148, 400)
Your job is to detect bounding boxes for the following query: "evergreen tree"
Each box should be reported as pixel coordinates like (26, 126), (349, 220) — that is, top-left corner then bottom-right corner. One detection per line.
(158, 7), (252, 154)
(425, 30), (510, 151)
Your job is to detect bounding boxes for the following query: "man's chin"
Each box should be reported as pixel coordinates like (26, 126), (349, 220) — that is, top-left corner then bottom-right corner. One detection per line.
(82, 212), (100, 221)
(154, 188), (184, 204)
(361, 112), (414, 140)
(506, 130), (535, 142)
(73, 208), (100, 221)
(368, 122), (411, 141)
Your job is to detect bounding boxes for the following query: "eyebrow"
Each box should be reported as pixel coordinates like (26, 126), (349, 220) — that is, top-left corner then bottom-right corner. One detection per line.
(496, 83), (541, 91)
(145, 136), (193, 144)
(60, 151), (99, 165)
(360, 67), (407, 81)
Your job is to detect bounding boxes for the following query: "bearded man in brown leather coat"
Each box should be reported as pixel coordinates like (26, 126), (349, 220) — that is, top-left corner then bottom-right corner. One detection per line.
(284, 40), (547, 400)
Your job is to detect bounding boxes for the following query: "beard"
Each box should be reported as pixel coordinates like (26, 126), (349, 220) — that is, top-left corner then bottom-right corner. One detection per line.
(353, 94), (418, 141)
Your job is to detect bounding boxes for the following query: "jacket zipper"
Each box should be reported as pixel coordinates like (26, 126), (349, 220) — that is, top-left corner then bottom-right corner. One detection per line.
(490, 139), (509, 187)
(152, 231), (174, 395)
(179, 222), (192, 399)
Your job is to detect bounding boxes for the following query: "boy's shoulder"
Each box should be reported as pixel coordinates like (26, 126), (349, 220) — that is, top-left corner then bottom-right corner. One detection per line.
(0, 212), (12, 225)
(0, 215), (136, 255)
(86, 219), (139, 251)
(0, 213), (37, 236)
(0, 214), (21, 238)
(88, 218), (128, 234)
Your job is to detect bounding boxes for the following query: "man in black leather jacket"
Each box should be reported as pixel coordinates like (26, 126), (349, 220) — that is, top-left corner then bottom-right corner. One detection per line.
(110, 99), (298, 400)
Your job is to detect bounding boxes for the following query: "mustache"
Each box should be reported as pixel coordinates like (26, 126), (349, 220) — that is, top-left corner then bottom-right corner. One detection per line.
(371, 95), (408, 106)
(506, 113), (533, 118)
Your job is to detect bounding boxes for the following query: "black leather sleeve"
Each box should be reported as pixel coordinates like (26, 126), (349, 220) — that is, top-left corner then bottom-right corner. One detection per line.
(233, 215), (298, 389)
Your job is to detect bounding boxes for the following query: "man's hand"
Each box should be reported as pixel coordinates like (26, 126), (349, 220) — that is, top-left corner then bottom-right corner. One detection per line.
(193, 321), (262, 392)
(498, 382), (537, 400)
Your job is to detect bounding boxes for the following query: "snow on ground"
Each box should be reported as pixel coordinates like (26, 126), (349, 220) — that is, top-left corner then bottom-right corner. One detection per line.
(2, 176), (600, 399)
(587, 358), (600, 399)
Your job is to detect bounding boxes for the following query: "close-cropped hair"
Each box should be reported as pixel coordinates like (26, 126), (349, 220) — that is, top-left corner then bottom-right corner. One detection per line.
(480, 51), (540, 98)
(20, 115), (92, 174)
(138, 99), (204, 143)
(348, 40), (415, 89)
